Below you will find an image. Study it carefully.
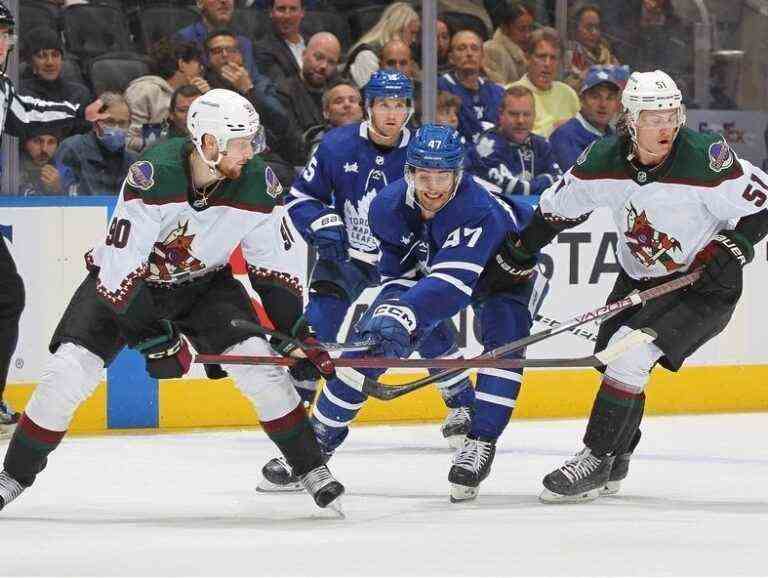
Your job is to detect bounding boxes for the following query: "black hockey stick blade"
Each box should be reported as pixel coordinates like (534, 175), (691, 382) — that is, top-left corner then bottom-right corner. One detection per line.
(338, 328), (657, 401)
(230, 319), (375, 352)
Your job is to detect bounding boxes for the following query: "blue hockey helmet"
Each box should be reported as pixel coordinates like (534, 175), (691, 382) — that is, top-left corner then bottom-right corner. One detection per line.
(405, 123), (465, 213)
(364, 69), (414, 104)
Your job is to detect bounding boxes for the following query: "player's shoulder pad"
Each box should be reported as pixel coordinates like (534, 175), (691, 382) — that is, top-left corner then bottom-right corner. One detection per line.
(675, 127), (738, 181)
(570, 135), (623, 178)
(125, 138), (188, 201)
(238, 155), (281, 210)
(439, 175), (495, 226)
(316, 122), (364, 157)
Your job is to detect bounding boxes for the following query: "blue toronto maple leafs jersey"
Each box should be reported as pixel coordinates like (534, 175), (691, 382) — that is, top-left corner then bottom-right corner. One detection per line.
(549, 113), (613, 171)
(466, 128), (562, 197)
(286, 121), (411, 259)
(437, 72), (505, 144)
(368, 174), (534, 331)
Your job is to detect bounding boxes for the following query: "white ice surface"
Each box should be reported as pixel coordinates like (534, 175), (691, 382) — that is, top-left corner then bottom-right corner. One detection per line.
(3, 413), (768, 577)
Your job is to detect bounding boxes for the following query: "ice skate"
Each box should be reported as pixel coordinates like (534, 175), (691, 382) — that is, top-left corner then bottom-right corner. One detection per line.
(0, 471), (24, 511)
(539, 447), (615, 503)
(448, 435), (496, 503)
(256, 456), (304, 492)
(0, 401), (19, 439)
(299, 464), (345, 513)
(441, 406), (472, 450)
(601, 451), (632, 495)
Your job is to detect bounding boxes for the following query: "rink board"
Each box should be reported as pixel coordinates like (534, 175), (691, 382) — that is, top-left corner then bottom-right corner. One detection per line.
(3, 196), (768, 433)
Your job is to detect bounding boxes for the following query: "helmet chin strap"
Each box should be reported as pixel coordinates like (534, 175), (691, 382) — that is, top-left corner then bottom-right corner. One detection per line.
(365, 104), (413, 143)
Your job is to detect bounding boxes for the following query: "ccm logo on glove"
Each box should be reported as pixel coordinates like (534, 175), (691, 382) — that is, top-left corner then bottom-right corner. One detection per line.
(372, 303), (417, 332)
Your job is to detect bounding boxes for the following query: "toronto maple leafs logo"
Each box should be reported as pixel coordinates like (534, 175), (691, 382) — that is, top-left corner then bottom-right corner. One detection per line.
(624, 204), (683, 272)
(476, 136), (495, 158)
(148, 221), (206, 281)
(344, 189), (379, 252)
(473, 105), (484, 119)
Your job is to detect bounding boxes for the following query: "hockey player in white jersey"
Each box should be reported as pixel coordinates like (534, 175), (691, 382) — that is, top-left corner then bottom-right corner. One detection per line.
(501, 70), (768, 502)
(0, 89), (344, 513)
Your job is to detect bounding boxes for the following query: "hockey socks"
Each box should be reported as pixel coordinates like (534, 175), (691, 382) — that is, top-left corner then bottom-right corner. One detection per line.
(260, 404), (325, 478)
(584, 377), (645, 457)
(3, 413), (66, 487)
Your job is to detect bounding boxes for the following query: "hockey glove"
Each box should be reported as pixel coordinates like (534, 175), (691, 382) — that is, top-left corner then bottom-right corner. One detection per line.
(271, 335), (335, 382)
(359, 300), (417, 358)
(308, 211), (349, 262)
(692, 230), (753, 295)
(135, 320), (192, 379)
(481, 232), (538, 293)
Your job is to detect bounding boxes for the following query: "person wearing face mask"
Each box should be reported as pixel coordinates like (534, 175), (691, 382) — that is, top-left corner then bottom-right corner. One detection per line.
(54, 92), (139, 196)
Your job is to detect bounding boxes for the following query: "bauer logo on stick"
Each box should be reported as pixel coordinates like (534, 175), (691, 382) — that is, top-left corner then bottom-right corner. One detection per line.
(127, 161), (155, 191)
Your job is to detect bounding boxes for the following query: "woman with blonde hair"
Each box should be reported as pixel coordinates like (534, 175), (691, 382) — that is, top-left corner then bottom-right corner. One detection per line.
(346, 2), (420, 88)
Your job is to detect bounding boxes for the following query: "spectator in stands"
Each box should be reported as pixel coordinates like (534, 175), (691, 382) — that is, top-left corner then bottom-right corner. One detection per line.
(608, 0), (693, 103)
(438, 30), (504, 143)
(466, 85), (561, 197)
(19, 127), (62, 196)
(435, 90), (461, 129)
(438, 0), (494, 37)
(54, 92), (138, 196)
(124, 39), (205, 153)
(175, 0), (260, 80)
(437, 18), (452, 73)
(483, 0), (533, 86)
(277, 32), (341, 135)
(167, 84), (203, 138)
(550, 64), (625, 171)
(203, 29), (303, 166)
(346, 2), (420, 89)
(379, 39), (416, 80)
(510, 27), (580, 138)
(20, 26), (92, 137)
(563, 4), (619, 92)
(252, 0), (309, 83)
(303, 79), (362, 155)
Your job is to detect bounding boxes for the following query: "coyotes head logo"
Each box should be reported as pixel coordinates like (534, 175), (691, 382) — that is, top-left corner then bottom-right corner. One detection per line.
(148, 220), (206, 280)
(624, 204), (684, 272)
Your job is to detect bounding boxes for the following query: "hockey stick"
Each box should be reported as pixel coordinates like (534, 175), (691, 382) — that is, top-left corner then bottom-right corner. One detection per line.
(333, 328), (657, 400)
(195, 328), (653, 370)
(336, 269), (702, 400)
(534, 313), (597, 342)
(229, 319), (375, 352)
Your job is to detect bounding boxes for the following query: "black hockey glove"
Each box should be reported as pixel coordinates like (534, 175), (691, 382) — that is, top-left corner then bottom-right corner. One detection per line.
(271, 335), (335, 382)
(481, 232), (538, 293)
(135, 320), (192, 379)
(691, 230), (753, 296)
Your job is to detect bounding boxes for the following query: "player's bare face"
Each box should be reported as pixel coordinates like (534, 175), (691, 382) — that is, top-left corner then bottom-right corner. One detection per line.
(414, 168), (455, 216)
(218, 137), (255, 178)
(635, 109), (681, 162)
(370, 98), (409, 140)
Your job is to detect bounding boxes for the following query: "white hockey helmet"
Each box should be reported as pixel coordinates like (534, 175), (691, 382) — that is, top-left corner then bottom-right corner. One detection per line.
(621, 70), (686, 127)
(187, 88), (266, 169)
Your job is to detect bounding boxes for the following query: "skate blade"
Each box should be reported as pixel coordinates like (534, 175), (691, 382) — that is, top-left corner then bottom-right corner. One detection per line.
(446, 434), (466, 450)
(600, 480), (621, 495)
(539, 487), (601, 504)
(326, 497), (346, 519)
(255, 477), (304, 493)
(449, 483), (478, 503)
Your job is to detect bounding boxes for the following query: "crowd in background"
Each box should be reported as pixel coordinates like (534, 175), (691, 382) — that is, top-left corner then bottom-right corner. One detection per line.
(8, 0), (734, 197)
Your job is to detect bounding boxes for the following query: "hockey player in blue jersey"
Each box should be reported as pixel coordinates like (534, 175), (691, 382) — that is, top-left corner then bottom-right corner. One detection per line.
(300, 124), (547, 502)
(257, 72), (477, 491)
(466, 85), (562, 197)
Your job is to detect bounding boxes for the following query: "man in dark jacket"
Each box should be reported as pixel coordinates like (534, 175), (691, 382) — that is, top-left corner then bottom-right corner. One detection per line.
(19, 26), (92, 137)
(252, 0), (309, 83)
(277, 32), (341, 136)
(54, 92), (138, 196)
(19, 126), (63, 196)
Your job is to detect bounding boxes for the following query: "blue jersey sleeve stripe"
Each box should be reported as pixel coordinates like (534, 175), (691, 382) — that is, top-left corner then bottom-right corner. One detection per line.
(430, 261), (485, 274)
(428, 272), (473, 296)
